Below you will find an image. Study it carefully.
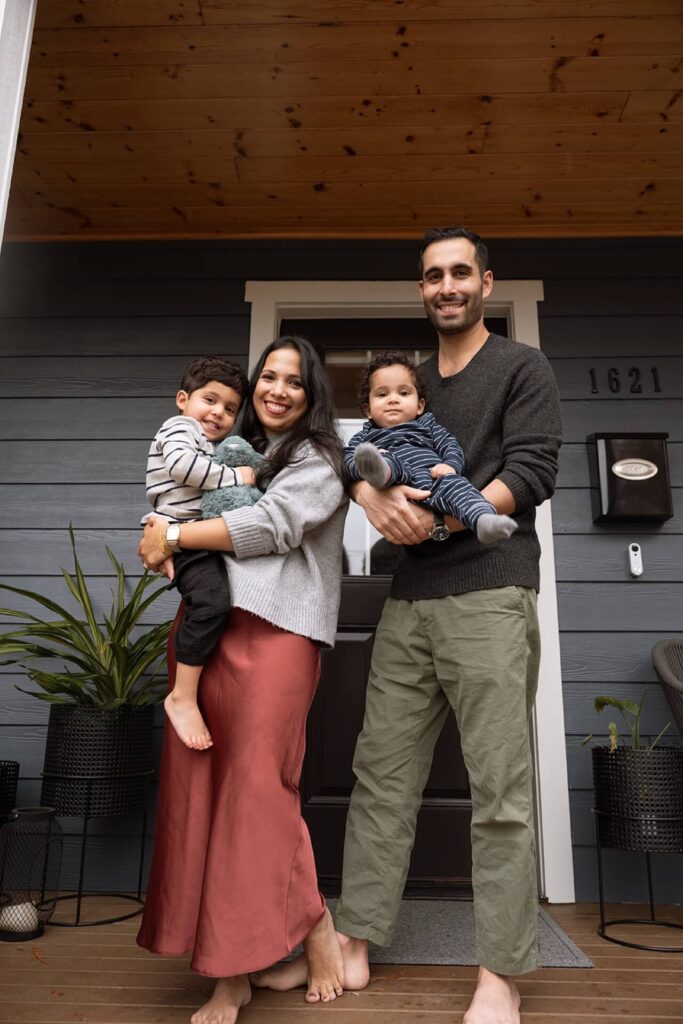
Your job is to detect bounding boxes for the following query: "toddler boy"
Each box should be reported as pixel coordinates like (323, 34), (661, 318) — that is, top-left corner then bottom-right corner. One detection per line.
(143, 356), (251, 750)
(344, 352), (517, 544)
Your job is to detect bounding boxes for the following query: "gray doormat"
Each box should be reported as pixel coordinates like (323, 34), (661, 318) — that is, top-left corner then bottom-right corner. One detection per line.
(326, 899), (593, 969)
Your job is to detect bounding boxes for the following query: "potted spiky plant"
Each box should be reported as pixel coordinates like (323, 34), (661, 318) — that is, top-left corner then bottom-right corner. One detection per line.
(585, 692), (683, 853)
(0, 529), (172, 817)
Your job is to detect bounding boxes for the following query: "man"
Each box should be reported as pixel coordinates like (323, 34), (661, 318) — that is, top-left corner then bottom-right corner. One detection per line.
(336, 226), (562, 1024)
(254, 226), (562, 1023)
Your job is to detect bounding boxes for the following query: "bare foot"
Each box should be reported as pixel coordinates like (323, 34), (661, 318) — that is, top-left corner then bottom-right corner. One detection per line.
(250, 954), (308, 992)
(303, 907), (345, 1002)
(250, 925), (370, 995)
(190, 975), (250, 1024)
(164, 691), (213, 750)
(463, 967), (521, 1024)
(336, 932), (370, 990)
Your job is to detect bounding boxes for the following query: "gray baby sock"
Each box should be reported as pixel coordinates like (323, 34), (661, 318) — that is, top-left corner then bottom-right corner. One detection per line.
(354, 442), (391, 488)
(476, 513), (518, 544)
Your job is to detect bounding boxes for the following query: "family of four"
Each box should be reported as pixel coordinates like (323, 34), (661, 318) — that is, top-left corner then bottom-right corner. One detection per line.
(137, 226), (563, 1024)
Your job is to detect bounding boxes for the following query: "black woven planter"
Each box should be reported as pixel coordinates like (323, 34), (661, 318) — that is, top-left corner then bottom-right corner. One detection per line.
(592, 746), (683, 853)
(0, 762), (19, 825)
(41, 705), (154, 818)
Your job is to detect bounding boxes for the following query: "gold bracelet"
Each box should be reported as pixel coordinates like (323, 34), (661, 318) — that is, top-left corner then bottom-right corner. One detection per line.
(158, 533), (172, 558)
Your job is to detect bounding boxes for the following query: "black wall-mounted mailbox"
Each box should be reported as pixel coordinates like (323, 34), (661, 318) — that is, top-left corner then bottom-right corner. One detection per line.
(586, 433), (673, 523)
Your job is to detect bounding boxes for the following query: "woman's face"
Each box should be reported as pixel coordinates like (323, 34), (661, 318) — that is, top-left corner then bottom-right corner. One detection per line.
(252, 346), (308, 434)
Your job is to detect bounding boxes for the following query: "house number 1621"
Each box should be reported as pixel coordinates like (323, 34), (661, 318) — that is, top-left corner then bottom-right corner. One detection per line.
(589, 366), (662, 395)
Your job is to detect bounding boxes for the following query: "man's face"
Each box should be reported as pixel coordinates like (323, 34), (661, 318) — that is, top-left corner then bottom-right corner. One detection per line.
(419, 238), (493, 337)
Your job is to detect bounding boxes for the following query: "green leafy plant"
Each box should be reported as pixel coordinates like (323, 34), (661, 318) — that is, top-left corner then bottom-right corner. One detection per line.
(0, 528), (171, 707)
(583, 690), (671, 752)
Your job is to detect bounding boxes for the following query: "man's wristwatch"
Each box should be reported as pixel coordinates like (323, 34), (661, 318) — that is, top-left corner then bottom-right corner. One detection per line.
(429, 513), (450, 542)
(165, 523), (182, 553)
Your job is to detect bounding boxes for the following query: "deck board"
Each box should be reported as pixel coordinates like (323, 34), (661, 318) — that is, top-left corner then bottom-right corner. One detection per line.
(0, 901), (681, 1022)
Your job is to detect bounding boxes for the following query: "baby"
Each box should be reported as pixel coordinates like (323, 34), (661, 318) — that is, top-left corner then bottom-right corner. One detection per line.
(344, 351), (517, 544)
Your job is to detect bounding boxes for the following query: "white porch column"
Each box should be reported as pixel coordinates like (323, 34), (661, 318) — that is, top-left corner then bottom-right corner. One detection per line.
(0, 0), (37, 248)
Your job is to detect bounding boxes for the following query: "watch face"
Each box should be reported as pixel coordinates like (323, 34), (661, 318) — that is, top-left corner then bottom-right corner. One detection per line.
(167, 524), (180, 541)
(430, 524), (450, 542)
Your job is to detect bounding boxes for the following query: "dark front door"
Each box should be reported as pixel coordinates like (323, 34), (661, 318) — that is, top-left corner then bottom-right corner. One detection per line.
(302, 576), (473, 895)
(289, 316), (510, 895)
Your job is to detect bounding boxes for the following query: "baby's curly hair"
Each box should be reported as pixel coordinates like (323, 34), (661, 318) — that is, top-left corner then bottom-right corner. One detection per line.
(357, 351), (426, 410)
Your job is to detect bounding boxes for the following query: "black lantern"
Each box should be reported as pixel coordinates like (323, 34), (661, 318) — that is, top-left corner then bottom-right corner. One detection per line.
(0, 807), (63, 941)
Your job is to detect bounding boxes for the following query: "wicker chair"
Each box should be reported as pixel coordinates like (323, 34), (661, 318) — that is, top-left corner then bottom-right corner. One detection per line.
(652, 639), (683, 738)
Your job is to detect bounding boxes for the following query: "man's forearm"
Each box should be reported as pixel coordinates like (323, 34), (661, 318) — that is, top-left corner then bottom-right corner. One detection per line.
(443, 478), (516, 533)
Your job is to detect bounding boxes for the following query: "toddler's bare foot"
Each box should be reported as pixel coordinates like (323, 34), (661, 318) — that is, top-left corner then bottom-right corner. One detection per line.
(336, 931), (370, 990)
(476, 513), (518, 544)
(190, 975), (250, 1024)
(463, 968), (521, 1024)
(303, 907), (345, 1002)
(355, 443), (391, 489)
(164, 691), (213, 750)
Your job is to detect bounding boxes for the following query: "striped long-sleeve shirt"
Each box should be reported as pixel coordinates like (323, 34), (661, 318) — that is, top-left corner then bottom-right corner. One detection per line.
(142, 415), (241, 524)
(344, 412), (466, 478)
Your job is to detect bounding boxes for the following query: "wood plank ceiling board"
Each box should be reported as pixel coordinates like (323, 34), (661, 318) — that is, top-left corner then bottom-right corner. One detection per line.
(6, 0), (683, 240)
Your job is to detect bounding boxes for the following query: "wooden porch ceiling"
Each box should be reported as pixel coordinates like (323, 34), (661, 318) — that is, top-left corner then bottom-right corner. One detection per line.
(6, 0), (683, 241)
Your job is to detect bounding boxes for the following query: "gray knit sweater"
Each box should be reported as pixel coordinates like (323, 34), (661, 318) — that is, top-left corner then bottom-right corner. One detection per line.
(221, 442), (348, 647)
(391, 333), (562, 600)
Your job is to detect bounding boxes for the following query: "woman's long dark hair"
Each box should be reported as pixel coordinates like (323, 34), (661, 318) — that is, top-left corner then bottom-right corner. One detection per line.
(238, 335), (346, 488)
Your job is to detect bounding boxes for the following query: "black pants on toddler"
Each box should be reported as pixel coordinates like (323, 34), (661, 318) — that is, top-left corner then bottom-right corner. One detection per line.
(170, 549), (231, 666)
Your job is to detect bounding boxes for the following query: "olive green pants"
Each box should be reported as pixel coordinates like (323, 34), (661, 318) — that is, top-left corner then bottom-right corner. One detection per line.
(335, 587), (541, 976)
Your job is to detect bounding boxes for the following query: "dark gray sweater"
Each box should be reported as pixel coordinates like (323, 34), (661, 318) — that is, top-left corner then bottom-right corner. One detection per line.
(391, 333), (562, 600)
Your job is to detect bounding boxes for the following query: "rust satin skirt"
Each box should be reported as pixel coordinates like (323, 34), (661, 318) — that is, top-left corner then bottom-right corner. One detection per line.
(137, 608), (325, 977)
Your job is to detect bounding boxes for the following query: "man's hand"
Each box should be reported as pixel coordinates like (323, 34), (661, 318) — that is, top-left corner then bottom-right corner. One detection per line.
(354, 481), (434, 545)
(430, 463), (457, 479)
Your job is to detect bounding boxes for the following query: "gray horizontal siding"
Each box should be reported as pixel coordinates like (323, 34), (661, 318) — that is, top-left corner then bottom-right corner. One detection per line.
(554, 535), (683, 581)
(545, 242), (683, 903)
(0, 315), (250, 357)
(560, 400), (683, 442)
(1, 236), (682, 902)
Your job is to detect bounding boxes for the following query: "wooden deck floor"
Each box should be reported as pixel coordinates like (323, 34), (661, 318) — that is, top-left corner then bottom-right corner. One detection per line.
(0, 900), (681, 1023)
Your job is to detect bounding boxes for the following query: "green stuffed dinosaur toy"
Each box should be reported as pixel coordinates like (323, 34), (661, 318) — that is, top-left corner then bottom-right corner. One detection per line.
(201, 436), (265, 519)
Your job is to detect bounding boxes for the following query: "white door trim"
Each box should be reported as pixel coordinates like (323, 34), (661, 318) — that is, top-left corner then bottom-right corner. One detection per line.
(245, 278), (575, 904)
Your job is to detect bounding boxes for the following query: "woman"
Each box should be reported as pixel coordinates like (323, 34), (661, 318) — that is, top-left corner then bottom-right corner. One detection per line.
(137, 336), (349, 1024)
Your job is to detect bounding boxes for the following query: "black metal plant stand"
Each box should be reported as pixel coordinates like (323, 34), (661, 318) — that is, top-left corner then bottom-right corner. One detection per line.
(44, 770), (153, 928)
(594, 810), (683, 952)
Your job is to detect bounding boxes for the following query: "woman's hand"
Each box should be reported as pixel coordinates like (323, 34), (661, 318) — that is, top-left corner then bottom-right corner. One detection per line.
(153, 557), (175, 580)
(138, 518), (172, 572)
(354, 481), (433, 545)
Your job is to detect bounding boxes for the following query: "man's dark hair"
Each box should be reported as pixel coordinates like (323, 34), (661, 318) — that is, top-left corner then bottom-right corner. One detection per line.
(417, 226), (489, 279)
(180, 356), (249, 399)
(357, 351), (426, 410)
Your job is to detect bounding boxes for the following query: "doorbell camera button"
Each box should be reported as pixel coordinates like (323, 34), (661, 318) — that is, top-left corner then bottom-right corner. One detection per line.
(628, 543), (643, 577)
